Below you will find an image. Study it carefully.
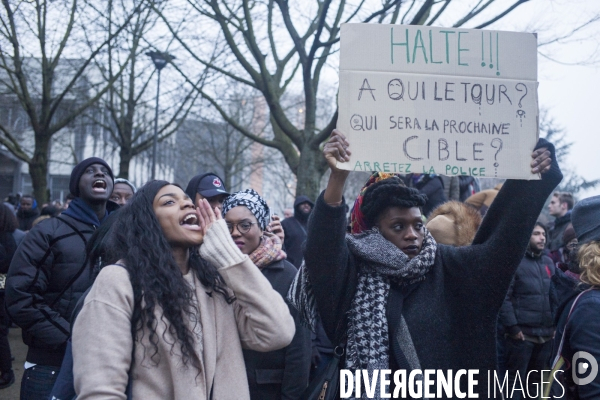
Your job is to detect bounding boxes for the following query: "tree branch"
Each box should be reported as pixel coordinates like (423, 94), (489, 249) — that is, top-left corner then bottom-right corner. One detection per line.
(473, 0), (531, 29)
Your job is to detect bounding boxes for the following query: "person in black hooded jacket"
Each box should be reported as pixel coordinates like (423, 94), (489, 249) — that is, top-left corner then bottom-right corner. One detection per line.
(5, 157), (118, 400)
(281, 195), (314, 268)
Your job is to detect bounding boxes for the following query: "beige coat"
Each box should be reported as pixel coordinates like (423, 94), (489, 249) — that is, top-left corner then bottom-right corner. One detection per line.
(72, 258), (295, 400)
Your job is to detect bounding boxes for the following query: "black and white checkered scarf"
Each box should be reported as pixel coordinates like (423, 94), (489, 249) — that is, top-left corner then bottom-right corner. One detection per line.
(288, 228), (437, 373)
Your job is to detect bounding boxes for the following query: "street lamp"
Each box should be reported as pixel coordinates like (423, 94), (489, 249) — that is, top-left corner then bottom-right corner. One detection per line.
(146, 50), (175, 180)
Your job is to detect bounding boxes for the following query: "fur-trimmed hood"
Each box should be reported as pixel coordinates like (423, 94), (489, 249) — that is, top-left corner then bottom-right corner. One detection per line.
(426, 201), (482, 246)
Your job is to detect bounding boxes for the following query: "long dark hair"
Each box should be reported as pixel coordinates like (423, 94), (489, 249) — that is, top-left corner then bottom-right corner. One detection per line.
(96, 180), (232, 373)
(0, 204), (18, 233)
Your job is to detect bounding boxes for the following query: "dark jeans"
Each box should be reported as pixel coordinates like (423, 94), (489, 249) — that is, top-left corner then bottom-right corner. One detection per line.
(505, 337), (553, 400)
(496, 324), (507, 377)
(20, 365), (60, 400)
(0, 293), (12, 372)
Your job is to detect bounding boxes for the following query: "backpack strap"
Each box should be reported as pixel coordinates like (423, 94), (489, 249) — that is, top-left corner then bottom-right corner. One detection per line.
(551, 288), (593, 370)
(543, 288), (593, 398)
(49, 216), (93, 308)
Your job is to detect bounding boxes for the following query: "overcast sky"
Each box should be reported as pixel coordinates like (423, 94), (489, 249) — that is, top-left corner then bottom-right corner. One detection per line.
(492, 0), (600, 198)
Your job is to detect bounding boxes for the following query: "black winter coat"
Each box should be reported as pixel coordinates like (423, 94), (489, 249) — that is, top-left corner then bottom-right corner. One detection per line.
(281, 196), (313, 268)
(499, 251), (557, 337)
(547, 211), (572, 252)
(304, 140), (562, 398)
(553, 287), (600, 399)
(17, 208), (40, 231)
(243, 259), (311, 400)
(0, 231), (17, 274)
(5, 212), (110, 366)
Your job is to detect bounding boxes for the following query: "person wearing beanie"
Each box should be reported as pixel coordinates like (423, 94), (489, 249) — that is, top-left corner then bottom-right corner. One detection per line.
(426, 201), (482, 246)
(289, 129), (562, 397)
(110, 178), (137, 206)
(499, 222), (557, 399)
(550, 195), (600, 399)
(185, 172), (230, 211)
(5, 157), (118, 399)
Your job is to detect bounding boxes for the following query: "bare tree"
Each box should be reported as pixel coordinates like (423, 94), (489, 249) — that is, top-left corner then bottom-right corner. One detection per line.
(151, 0), (558, 199)
(174, 87), (269, 189)
(539, 109), (599, 194)
(91, 2), (200, 179)
(0, 0), (140, 202)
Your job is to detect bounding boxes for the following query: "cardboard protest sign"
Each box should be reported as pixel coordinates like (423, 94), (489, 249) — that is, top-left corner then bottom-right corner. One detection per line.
(337, 24), (539, 179)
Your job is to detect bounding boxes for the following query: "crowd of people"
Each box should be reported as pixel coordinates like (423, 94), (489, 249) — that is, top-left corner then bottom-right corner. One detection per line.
(0, 129), (599, 400)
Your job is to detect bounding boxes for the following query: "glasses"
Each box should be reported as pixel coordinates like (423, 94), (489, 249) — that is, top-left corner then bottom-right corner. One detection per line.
(226, 221), (257, 234)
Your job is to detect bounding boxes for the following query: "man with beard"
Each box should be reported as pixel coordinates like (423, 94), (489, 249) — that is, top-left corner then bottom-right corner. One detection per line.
(499, 222), (557, 399)
(17, 195), (41, 231)
(6, 158), (118, 399)
(281, 196), (314, 268)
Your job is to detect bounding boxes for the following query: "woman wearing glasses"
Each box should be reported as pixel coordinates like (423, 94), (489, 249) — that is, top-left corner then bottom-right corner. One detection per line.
(71, 181), (294, 399)
(222, 189), (311, 400)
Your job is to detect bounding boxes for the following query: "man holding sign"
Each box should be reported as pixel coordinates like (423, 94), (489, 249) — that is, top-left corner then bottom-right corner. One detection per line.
(288, 24), (562, 399)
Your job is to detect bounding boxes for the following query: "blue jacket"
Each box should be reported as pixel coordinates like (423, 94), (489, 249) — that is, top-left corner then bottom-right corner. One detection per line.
(553, 288), (600, 399)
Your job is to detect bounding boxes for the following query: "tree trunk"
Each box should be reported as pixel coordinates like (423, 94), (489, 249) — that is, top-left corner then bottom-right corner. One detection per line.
(29, 136), (51, 203)
(118, 146), (133, 179)
(295, 145), (327, 201)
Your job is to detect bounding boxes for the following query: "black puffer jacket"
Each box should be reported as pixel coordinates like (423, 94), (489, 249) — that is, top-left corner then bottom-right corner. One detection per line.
(6, 202), (118, 366)
(499, 250), (557, 337)
(243, 259), (311, 399)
